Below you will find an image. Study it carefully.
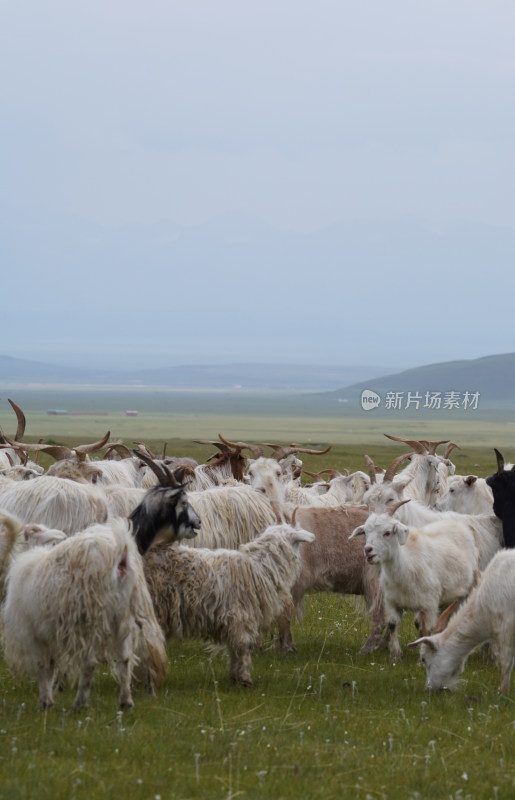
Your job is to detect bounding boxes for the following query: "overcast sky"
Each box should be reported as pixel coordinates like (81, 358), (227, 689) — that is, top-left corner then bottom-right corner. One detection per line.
(3, 1), (515, 370)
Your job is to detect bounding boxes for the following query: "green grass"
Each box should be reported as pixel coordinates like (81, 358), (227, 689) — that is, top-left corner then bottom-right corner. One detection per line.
(1, 596), (514, 800)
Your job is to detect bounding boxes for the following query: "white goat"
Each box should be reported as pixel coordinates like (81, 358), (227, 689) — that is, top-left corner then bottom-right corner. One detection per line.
(0, 511), (66, 567)
(0, 476), (109, 534)
(187, 483), (278, 549)
(363, 473), (502, 571)
(1, 519), (142, 710)
(0, 465), (42, 481)
(273, 504), (389, 656)
(350, 501), (480, 662)
(409, 549), (515, 695)
(143, 523), (315, 686)
(435, 475), (494, 516)
(366, 451), (442, 507)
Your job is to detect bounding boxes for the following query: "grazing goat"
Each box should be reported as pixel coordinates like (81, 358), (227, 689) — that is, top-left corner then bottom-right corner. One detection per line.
(409, 549), (515, 695)
(350, 501), (480, 662)
(486, 448), (515, 548)
(143, 523), (315, 686)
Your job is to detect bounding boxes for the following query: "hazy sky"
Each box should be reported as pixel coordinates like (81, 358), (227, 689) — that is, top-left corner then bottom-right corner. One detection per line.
(3, 1), (515, 370)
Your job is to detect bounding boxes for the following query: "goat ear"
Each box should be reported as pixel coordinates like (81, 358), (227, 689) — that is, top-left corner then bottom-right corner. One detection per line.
(464, 475), (477, 486)
(349, 525), (366, 539)
(407, 636), (438, 652)
(394, 523), (409, 545)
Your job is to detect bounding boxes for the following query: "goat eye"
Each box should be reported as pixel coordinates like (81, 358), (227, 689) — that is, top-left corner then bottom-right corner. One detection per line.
(384, 530), (391, 537)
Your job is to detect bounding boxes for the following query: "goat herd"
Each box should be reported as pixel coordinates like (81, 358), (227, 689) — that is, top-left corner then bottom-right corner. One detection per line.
(0, 399), (514, 712)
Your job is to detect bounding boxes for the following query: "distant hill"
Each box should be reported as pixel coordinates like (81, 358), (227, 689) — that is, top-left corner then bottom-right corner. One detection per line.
(0, 355), (395, 391)
(2, 352), (514, 413)
(0, 355), (113, 384)
(317, 352), (515, 413)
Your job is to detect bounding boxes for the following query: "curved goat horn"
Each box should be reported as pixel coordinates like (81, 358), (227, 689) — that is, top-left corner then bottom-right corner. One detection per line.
(69, 431), (111, 463)
(384, 434), (427, 454)
(0, 432), (74, 461)
(292, 444), (332, 456)
(133, 442), (158, 460)
(383, 452), (413, 483)
(386, 498), (411, 516)
(194, 439), (231, 454)
(319, 468), (344, 479)
(258, 442), (331, 460)
(104, 443), (133, 460)
(417, 439), (450, 455)
(8, 398), (26, 441)
(31, 444), (75, 460)
(302, 469), (324, 481)
(217, 433), (264, 459)
(364, 455), (377, 484)
(131, 449), (181, 488)
(443, 442), (460, 459)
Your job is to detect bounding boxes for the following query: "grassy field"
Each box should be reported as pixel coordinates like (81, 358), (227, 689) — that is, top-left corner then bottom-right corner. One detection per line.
(0, 386), (514, 458)
(0, 387), (514, 797)
(0, 596), (514, 799)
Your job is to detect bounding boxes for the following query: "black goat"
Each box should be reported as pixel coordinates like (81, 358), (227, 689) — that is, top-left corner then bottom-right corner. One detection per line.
(486, 448), (515, 548)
